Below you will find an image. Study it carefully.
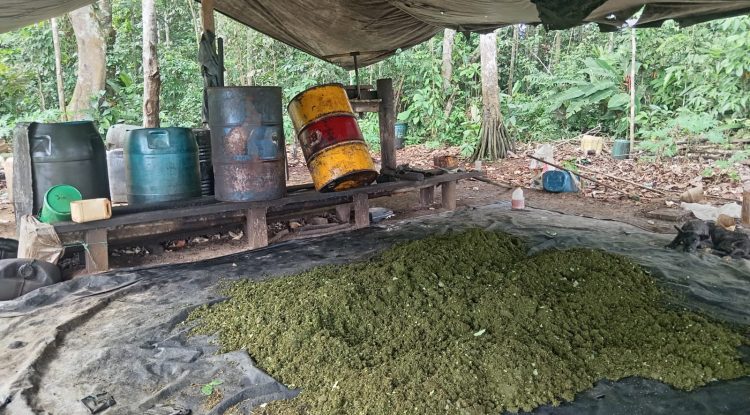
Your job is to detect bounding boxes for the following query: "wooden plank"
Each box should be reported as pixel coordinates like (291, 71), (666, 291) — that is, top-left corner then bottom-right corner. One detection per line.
(200, 0), (215, 33)
(419, 186), (435, 207)
(644, 208), (690, 222)
(353, 193), (369, 229)
(84, 228), (109, 274)
(441, 181), (457, 210)
(246, 207), (268, 249)
(377, 78), (396, 170)
(350, 99), (381, 113)
(335, 203), (352, 222)
(12, 123), (33, 235)
(54, 171), (483, 233)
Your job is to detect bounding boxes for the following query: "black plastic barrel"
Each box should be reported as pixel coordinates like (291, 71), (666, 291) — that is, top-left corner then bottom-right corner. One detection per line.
(124, 127), (202, 205)
(29, 121), (110, 212)
(207, 87), (286, 202)
(193, 128), (215, 196)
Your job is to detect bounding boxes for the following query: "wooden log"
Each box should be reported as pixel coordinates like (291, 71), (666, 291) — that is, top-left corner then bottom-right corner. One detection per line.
(377, 78), (396, 170)
(419, 186), (435, 207)
(353, 193), (369, 229)
(84, 228), (109, 274)
(246, 207), (268, 249)
(743, 185), (750, 226)
(441, 181), (457, 210)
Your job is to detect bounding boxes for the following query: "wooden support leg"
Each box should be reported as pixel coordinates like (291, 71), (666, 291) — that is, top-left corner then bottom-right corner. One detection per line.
(377, 78), (397, 170)
(441, 181), (457, 210)
(353, 193), (369, 229)
(419, 186), (435, 207)
(335, 203), (352, 223)
(246, 207), (268, 249)
(84, 228), (109, 274)
(742, 186), (750, 226)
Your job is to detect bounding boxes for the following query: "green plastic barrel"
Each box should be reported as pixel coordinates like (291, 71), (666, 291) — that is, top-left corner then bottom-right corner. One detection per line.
(612, 139), (631, 160)
(39, 185), (82, 223)
(395, 122), (407, 149)
(124, 127), (201, 205)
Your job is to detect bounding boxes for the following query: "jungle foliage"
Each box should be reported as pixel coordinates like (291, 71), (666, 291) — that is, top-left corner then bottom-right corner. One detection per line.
(0, 1), (748, 158)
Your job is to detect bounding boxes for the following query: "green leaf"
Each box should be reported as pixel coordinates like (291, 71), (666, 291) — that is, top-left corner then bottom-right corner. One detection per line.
(607, 93), (630, 110)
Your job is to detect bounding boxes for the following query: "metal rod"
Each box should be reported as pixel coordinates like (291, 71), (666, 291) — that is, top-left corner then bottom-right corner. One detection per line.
(351, 52), (361, 99)
(218, 37), (225, 86)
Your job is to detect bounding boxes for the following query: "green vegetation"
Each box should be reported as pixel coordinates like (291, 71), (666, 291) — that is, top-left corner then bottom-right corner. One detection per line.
(1, 3), (748, 162)
(190, 230), (749, 414)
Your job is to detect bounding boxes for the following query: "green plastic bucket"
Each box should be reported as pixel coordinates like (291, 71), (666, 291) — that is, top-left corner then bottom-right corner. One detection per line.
(39, 184), (82, 223)
(612, 139), (631, 160)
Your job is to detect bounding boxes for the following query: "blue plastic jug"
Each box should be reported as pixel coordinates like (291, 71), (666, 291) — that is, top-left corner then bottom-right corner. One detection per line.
(542, 170), (579, 193)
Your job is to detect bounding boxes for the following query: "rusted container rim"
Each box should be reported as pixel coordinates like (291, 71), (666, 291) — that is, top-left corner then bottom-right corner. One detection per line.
(318, 169), (378, 192)
(304, 139), (368, 161)
(286, 82), (347, 110)
(296, 111), (360, 136)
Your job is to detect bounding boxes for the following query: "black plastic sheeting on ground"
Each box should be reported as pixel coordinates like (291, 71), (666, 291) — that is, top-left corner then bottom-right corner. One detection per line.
(0, 203), (748, 414)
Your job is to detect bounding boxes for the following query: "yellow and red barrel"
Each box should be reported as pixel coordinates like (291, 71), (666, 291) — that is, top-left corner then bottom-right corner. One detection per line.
(288, 83), (378, 192)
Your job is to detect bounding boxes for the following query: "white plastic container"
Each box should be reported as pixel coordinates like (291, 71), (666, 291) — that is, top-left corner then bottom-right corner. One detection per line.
(70, 198), (112, 223)
(106, 149), (127, 204)
(511, 188), (525, 210)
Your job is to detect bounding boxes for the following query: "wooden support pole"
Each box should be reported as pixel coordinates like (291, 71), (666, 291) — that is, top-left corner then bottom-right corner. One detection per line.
(377, 78), (397, 170)
(742, 184), (750, 226)
(419, 186), (435, 207)
(441, 181), (457, 210)
(352, 193), (369, 229)
(200, 0), (215, 33)
(84, 228), (109, 274)
(246, 207), (268, 249)
(335, 203), (352, 223)
(12, 123), (33, 234)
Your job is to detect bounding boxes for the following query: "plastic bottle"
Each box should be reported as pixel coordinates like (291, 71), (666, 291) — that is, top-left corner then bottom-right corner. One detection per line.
(511, 188), (525, 210)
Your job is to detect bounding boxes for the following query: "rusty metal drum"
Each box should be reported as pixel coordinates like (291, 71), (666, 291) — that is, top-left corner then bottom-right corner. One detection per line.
(288, 83), (378, 192)
(207, 86), (286, 202)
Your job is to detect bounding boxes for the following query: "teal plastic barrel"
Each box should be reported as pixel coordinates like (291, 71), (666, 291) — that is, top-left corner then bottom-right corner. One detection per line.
(612, 139), (631, 160)
(124, 128), (201, 205)
(39, 184), (82, 223)
(394, 122), (408, 149)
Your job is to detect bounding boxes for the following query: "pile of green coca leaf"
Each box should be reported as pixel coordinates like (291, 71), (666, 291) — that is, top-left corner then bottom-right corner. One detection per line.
(189, 229), (749, 414)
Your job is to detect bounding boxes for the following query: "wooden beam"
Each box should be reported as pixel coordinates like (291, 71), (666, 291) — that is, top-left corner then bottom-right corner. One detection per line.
(419, 186), (434, 207)
(350, 99), (381, 113)
(377, 78), (396, 170)
(12, 123), (33, 235)
(84, 228), (109, 274)
(352, 193), (369, 229)
(201, 0), (215, 33)
(441, 181), (457, 210)
(246, 207), (268, 249)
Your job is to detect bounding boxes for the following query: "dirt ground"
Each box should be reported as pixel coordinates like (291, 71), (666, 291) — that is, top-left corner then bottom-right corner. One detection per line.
(0, 141), (742, 271)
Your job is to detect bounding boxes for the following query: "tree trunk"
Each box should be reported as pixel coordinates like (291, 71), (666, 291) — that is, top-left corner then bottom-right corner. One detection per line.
(441, 28), (456, 92)
(472, 31), (514, 161)
(142, 0), (161, 127)
(508, 25), (519, 94)
(68, 3), (108, 119)
(50, 18), (67, 120)
(551, 31), (562, 72)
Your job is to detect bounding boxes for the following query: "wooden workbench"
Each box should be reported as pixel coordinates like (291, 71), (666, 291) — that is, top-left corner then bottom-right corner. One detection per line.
(54, 171), (481, 273)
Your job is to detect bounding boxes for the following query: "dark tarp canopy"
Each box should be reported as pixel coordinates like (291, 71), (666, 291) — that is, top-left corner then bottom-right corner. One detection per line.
(3, 0), (750, 68)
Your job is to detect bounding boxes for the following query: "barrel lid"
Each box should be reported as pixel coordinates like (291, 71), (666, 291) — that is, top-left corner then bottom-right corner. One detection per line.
(44, 185), (82, 214)
(287, 83), (347, 109)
